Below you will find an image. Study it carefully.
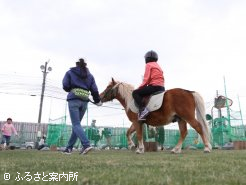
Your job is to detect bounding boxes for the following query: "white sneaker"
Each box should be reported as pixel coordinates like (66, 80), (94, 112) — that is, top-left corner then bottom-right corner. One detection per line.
(80, 146), (93, 155)
(138, 108), (149, 120)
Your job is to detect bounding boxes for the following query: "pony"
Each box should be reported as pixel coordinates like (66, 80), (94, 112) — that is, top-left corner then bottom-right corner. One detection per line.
(100, 78), (212, 154)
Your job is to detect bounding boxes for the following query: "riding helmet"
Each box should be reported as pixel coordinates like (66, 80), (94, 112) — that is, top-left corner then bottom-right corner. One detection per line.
(144, 50), (158, 63)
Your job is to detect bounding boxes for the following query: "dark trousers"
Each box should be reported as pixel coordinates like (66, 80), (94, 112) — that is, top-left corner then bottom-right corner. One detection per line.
(132, 85), (165, 110)
(1, 135), (11, 146)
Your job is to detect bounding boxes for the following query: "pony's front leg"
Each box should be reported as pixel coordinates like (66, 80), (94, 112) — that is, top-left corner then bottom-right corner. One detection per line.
(135, 123), (144, 154)
(126, 123), (136, 150)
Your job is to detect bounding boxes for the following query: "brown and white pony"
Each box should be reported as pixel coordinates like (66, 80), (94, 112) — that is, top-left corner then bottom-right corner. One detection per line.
(100, 78), (212, 154)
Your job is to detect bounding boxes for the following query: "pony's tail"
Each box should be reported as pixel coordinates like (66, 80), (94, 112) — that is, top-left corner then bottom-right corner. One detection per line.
(192, 92), (212, 146)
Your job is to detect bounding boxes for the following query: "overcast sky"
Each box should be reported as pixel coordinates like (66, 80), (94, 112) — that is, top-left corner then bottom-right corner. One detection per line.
(0, 0), (246, 127)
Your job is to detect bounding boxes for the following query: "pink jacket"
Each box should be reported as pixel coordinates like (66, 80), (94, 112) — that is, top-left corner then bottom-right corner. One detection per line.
(1, 123), (17, 136)
(138, 62), (164, 89)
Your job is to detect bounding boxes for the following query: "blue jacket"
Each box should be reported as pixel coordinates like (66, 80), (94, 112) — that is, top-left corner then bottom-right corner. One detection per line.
(62, 67), (101, 103)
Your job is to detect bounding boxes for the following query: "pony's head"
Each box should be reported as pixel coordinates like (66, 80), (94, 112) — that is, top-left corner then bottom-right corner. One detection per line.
(100, 78), (121, 102)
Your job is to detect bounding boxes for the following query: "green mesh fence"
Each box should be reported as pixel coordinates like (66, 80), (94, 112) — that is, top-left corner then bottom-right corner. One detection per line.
(46, 117), (246, 149)
(162, 128), (202, 149)
(211, 116), (246, 147)
(97, 127), (128, 149)
(46, 124), (128, 148)
(212, 125), (246, 147)
(231, 125), (246, 141)
(46, 123), (203, 149)
(46, 124), (70, 147)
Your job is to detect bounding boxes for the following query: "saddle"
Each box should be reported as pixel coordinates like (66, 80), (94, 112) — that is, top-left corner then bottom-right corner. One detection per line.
(129, 91), (165, 113)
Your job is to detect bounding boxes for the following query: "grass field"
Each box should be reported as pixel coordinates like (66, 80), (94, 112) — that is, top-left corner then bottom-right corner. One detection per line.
(1, 149), (246, 185)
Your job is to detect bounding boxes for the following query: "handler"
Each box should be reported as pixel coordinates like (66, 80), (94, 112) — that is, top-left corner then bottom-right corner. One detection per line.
(62, 58), (102, 155)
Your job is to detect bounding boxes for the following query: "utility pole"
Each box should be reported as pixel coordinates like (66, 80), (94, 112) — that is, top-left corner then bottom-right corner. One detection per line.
(216, 90), (222, 118)
(38, 60), (52, 124)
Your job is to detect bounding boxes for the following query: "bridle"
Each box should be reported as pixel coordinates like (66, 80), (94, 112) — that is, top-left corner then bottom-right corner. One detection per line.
(101, 82), (122, 101)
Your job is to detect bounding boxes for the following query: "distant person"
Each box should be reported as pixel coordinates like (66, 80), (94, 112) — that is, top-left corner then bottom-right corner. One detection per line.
(102, 127), (112, 149)
(1, 118), (18, 149)
(156, 126), (165, 150)
(62, 58), (102, 155)
(132, 50), (165, 120)
(88, 119), (100, 147)
(91, 119), (96, 127)
(38, 135), (48, 150)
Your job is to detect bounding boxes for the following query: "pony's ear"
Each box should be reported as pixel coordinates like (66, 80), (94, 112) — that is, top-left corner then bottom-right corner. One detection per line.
(112, 77), (116, 84)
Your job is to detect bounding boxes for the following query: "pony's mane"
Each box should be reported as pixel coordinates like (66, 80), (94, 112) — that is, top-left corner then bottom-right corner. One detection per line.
(116, 81), (134, 110)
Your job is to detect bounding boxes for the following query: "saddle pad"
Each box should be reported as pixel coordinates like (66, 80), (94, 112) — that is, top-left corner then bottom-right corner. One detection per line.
(129, 92), (165, 113)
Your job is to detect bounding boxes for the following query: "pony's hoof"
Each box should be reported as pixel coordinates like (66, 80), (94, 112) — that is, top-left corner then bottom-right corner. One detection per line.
(204, 147), (211, 153)
(136, 148), (144, 154)
(128, 144), (136, 151)
(171, 148), (181, 154)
